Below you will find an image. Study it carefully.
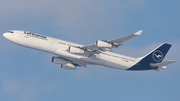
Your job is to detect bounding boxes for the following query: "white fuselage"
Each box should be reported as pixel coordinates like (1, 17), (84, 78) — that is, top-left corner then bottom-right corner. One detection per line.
(3, 30), (141, 70)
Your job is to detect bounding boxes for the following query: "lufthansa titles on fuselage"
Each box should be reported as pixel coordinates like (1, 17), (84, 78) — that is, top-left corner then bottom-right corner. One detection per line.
(24, 31), (47, 40)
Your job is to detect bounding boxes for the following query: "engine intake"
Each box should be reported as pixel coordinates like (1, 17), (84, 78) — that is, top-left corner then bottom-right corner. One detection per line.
(96, 40), (112, 48)
(69, 47), (84, 54)
(61, 63), (76, 70)
(52, 57), (68, 64)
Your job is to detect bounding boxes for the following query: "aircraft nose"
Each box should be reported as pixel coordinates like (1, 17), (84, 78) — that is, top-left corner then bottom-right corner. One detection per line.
(3, 33), (8, 38)
(3, 32), (11, 39)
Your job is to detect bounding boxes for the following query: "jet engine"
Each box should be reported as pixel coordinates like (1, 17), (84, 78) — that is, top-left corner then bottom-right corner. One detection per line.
(52, 57), (68, 64)
(61, 63), (76, 70)
(69, 47), (84, 54)
(96, 40), (112, 48)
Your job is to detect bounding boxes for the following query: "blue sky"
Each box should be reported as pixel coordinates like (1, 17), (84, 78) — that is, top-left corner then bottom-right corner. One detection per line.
(0, 0), (180, 101)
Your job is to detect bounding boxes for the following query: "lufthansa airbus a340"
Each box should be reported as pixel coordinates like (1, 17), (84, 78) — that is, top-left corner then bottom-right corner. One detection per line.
(3, 30), (176, 71)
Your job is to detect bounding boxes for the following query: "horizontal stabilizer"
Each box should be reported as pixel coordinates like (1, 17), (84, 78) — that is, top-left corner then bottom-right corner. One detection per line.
(150, 60), (177, 67)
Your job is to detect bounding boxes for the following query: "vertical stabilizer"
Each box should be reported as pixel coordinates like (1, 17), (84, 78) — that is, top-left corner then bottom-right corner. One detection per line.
(140, 43), (171, 63)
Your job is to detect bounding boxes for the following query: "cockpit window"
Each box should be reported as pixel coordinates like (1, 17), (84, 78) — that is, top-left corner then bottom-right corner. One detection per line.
(9, 31), (14, 33)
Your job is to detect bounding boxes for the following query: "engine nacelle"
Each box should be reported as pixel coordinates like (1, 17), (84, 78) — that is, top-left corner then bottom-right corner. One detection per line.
(61, 63), (76, 70)
(69, 47), (84, 54)
(96, 40), (112, 48)
(52, 57), (68, 64)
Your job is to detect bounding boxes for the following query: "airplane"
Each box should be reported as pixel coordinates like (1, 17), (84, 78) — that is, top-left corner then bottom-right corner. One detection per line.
(3, 30), (176, 71)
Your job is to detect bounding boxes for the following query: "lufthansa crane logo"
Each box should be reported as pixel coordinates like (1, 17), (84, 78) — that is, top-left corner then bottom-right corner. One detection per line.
(152, 50), (163, 62)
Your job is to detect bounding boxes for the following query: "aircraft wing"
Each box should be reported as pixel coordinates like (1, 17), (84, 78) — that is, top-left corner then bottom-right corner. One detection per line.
(108, 30), (142, 44)
(82, 30), (143, 53)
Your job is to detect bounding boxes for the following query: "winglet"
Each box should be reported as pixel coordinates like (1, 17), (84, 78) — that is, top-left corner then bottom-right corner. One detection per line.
(134, 30), (143, 36)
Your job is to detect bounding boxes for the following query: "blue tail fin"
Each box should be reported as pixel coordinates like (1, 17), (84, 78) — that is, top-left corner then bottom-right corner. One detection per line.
(128, 43), (172, 70)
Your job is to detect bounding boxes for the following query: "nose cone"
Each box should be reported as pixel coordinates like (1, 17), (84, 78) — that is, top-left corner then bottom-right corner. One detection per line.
(3, 33), (8, 38)
(3, 32), (12, 40)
